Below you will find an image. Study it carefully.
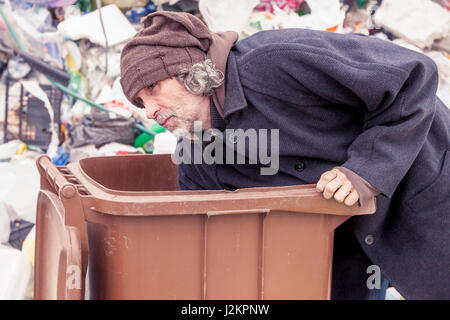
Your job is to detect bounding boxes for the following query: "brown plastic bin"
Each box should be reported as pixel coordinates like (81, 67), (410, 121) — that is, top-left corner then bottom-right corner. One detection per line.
(34, 154), (375, 300)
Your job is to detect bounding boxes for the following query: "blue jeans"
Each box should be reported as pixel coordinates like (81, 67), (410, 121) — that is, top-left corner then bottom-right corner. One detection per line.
(368, 275), (390, 300)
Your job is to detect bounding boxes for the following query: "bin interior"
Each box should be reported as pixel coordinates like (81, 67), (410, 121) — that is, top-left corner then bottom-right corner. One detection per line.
(79, 154), (179, 192)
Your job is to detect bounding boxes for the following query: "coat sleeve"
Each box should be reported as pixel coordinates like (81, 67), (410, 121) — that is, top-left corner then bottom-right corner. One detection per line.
(240, 31), (439, 198)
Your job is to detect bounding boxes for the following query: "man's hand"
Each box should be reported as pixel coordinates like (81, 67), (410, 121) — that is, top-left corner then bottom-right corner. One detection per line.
(316, 168), (360, 206)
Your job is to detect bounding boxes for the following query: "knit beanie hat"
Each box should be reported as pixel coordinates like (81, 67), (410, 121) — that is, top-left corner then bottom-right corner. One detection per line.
(121, 11), (217, 107)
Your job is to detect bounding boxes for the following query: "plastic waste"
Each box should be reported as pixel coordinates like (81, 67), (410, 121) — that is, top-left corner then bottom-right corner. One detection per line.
(162, 0), (199, 14)
(357, 0), (368, 8)
(95, 77), (134, 107)
(343, 8), (372, 35)
(102, 0), (140, 9)
(199, 0), (260, 33)
(74, 0), (92, 13)
(51, 146), (70, 165)
(273, 0), (346, 32)
(22, 225), (36, 267)
(392, 39), (423, 53)
(373, 0), (450, 49)
(70, 100), (93, 123)
(125, 1), (158, 24)
(440, 0), (450, 10)
(134, 123), (165, 153)
(8, 2), (63, 66)
(79, 45), (122, 100)
(242, 0), (346, 36)
(98, 142), (144, 155)
(385, 287), (405, 300)
(8, 219), (34, 250)
(0, 245), (32, 300)
(0, 159), (40, 224)
(0, 208), (11, 244)
(103, 100), (133, 118)
(5, 55), (31, 80)
(69, 111), (137, 148)
(433, 35), (450, 52)
(153, 130), (178, 154)
(67, 70), (86, 104)
(21, 225), (35, 300)
(69, 142), (145, 162)
(134, 132), (154, 153)
(56, 4), (137, 47)
(426, 51), (450, 108)
(62, 40), (82, 72)
(0, 140), (24, 161)
(255, 0), (303, 13)
(46, 0), (78, 7)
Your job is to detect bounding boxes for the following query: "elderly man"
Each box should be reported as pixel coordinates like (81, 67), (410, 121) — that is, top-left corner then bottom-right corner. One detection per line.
(120, 11), (450, 299)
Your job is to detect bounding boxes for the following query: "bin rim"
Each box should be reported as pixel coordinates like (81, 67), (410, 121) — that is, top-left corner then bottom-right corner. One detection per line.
(68, 155), (376, 218)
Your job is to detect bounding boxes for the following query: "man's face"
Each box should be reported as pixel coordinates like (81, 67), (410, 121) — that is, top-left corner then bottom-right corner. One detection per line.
(135, 77), (210, 138)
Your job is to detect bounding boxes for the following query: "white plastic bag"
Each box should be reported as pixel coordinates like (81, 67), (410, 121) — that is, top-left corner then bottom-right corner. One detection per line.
(0, 245), (32, 300)
(374, 0), (450, 49)
(57, 4), (137, 47)
(0, 207), (11, 244)
(199, 0), (259, 33)
(0, 140), (23, 162)
(153, 131), (177, 154)
(0, 159), (40, 224)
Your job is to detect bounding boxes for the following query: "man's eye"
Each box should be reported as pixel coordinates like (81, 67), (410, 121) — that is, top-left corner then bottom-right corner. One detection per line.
(135, 98), (144, 107)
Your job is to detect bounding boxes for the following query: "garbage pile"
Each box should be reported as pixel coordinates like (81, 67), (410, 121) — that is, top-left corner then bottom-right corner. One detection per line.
(0, 0), (449, 300)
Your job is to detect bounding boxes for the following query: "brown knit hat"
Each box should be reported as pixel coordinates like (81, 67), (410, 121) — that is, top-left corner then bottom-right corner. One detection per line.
(120, 11), (213, 107)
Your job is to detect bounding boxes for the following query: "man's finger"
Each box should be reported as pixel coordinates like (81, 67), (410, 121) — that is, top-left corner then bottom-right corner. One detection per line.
(344, 189), (360, 206)
(334, 181), (353, 203)
(316, 169), (339, 192)
(323, 174), (346, 199)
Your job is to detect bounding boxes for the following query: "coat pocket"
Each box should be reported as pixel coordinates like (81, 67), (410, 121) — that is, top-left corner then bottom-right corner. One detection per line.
(406, 150), (450, 212)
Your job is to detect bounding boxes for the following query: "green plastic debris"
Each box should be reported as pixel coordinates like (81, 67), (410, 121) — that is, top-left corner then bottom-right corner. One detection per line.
(357, 0), (368, 8)
(149, 122), (166, 135)
(133, 123), (165, 153)
(134, 132), (154, 153)
(75, 0), (92, 13)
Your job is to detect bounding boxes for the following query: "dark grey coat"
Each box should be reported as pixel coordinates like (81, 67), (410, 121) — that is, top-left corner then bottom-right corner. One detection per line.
(177, 29), (450, 299)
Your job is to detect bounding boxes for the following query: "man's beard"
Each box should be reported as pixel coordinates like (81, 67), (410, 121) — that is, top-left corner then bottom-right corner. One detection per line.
(155, 111), (175, 128)
(159, 105), (203, 140)
(171, 118), (201, 140)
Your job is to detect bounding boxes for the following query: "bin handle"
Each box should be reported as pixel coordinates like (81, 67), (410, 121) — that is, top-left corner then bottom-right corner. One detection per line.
(37, 155), (77, 198)
(207, 208), (270, 217)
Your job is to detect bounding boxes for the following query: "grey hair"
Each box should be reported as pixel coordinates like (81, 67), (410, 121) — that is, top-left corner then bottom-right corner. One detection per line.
(176, 59), (224, 96)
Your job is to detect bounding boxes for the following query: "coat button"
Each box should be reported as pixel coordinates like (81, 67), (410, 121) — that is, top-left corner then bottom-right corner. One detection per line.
(365, 234), (375, 245)
(294, 161), (305, 172)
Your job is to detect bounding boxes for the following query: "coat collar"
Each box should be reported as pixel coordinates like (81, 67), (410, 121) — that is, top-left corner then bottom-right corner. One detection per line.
(223, 51), (248, 120)
(209, 50), (248, 130)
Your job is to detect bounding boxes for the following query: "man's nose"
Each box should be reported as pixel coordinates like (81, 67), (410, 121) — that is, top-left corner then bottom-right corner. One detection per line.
(144, 102), (160, 119)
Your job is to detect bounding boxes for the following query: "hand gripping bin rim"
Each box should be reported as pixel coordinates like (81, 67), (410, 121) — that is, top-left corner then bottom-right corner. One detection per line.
(35, 154), (376, 300)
